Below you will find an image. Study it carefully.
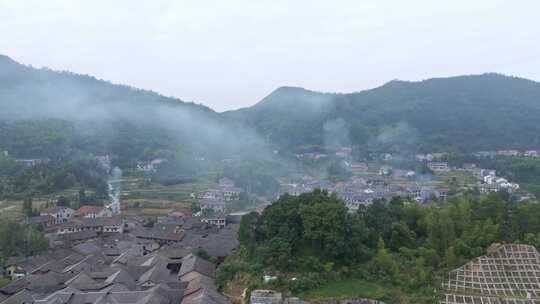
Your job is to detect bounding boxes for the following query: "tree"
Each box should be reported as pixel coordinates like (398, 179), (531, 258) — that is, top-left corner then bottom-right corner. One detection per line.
(78, 188), (87, 203)
(22, 196), (34, 217)
(299, 191), (348, 258)
(445, 246), (459, 268)
(389, 221), (416, 250)
(370, 238), (398, 281)
(56, 195), (70, 207)
(0, 220), (48, 259)
(238, 212), (260, 252)
(326, 160), (351, 182)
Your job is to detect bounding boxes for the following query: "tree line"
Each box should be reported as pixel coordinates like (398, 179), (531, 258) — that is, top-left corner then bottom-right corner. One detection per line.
(0, 220), (49, 265)
(0, 154), (108, 200)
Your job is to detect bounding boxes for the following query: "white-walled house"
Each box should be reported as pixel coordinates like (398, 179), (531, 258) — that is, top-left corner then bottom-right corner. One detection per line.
(40, 206), (75, 224)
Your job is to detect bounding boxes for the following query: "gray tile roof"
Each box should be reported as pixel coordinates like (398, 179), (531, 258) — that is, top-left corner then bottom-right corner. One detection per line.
(138, 262), (174, 286)
(66, 272), (111, 291)
(0, 289), (34, 304)
(59, 230), (98, 243)
(181, 287), (229, 304)
(133, 225), (184, 242)
(178, 254), (215, 279)
(33, 285), (183, 304)
(1, 216), (232, 304)
(104, 269), (135, 289)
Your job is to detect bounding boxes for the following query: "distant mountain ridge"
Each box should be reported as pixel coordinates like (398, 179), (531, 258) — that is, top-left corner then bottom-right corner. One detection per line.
(2, 54), (540, 158)
(225, 73), (540, 153)
(0, 54), (216, 120)
(0, 55), (258, 164)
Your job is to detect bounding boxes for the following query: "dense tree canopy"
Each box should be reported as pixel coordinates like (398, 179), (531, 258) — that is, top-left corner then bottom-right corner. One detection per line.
(0, 154), (108, 200)
(0, 220), (49, 263)
(220, 190), (540, 302)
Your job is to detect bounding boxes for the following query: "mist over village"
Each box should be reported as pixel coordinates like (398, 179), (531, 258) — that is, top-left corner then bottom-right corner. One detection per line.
(2, 1), (540, 304)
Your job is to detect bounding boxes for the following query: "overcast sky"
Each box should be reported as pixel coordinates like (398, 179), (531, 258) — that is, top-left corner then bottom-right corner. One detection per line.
(1, 0), (539, 111)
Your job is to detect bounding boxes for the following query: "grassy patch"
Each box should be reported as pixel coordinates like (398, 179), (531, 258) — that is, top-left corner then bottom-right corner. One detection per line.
(299, 278), (387, 300)
(120, 175), (212, 202)
(436, 171), (476, 186)
(0, 278), (10, 288)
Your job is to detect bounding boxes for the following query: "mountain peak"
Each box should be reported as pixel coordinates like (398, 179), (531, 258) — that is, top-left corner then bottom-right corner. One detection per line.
(266, 86), (316, 99)
(253, 86), (333, 110)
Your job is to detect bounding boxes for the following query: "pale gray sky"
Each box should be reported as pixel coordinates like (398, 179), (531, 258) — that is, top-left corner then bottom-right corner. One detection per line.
(1, 0), (539, 111)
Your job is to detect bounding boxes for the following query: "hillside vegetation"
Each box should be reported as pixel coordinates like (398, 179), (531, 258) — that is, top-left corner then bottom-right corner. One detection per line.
(217, 190), (540, 303)
(226, 74), (540, 153)
(5, 53), (540, 162)
(0, 55), (268, 168)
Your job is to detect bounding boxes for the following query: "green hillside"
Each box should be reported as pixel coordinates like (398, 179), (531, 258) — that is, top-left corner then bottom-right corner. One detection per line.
(3, 53), (540, 162)
(225, 74), (540, 153)
(0, 55), (266, 166)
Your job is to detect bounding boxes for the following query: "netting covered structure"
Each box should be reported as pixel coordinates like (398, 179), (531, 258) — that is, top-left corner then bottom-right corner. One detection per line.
(440, 244), (540, 304)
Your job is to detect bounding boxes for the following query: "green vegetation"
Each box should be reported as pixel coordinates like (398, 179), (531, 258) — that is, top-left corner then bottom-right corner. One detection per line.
(223, 161), (281, 197)
(0, 55), (273, 170)
(442, 154), (540, 197)
(152, 158), (198, 186)
(226, 74), (540, 154)
(5, 54), (540, 170)
(0, 153), (108, 200)
(0, 219), (49, 263)
(217, 190), (540, 303)
(298, 278), (387, 300)
(0, 277), (10, 288)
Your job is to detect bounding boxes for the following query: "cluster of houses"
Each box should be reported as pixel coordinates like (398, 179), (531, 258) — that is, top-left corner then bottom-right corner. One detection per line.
(334, 177), (448, 211)
(343, 161), (402, 176)
(281, 147), (533, 212)
(277, 176), (333, 198)
(196, 178), (242, 214)
(473, 149), (540, 158)
(14, 158), (50, 167)
(415, 153), (447, 162)
(427, 162), (450, 172)
(2, 202), (241, 304)
(294, 146), (354, 161)
(2, 150), (51, 167)
(94, 155), (111, 171)
(294, 152), (328, 161)
(474, 169), (520, 194)
(278, 174), (449, 213)
(136, 159), (167, 172)
(343, 161), (419, 177)
(454, 164), (523, 194)
(335, 147), (353, 158)
(24, 205), (125, 246)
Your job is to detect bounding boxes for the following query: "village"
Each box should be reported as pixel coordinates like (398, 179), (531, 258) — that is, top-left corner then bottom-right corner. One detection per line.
(276, 148), (533, 214)
(0, 197), (241, 303)
(0, 146), (537, 304)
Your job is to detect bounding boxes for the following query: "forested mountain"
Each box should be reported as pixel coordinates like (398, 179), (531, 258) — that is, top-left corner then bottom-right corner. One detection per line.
(225, 74), (540, 153)
(3, 54), (540, 163)
(0, 55), (266, 167)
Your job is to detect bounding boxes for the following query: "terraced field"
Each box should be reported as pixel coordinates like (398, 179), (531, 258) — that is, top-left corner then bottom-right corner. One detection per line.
(0, 198), (50, 220)
(118, 172), (216, 217)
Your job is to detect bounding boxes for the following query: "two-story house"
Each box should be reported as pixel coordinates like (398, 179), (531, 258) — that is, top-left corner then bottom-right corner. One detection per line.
(40, 206), (75, 224)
